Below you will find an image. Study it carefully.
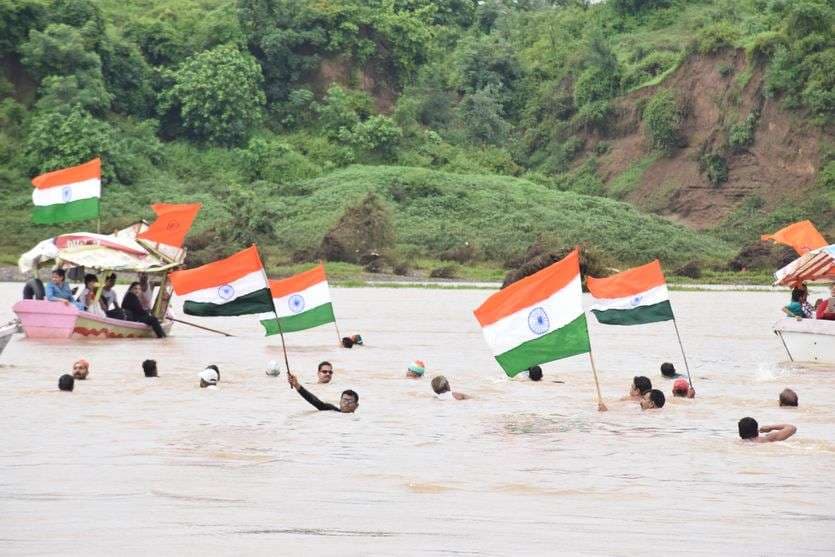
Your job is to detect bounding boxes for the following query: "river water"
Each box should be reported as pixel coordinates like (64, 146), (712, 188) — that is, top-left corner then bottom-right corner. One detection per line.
(1, 283), (833, 555)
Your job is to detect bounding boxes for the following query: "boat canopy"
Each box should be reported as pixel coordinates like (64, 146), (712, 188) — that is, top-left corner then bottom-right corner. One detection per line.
(773, 244), (835, 286)
(19, 222), (186, 274)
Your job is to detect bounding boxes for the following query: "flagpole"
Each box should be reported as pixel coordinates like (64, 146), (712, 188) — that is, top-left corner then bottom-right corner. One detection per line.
(319, 260), (343, 346)
(274, 312), (292, 373)
(671, 317), (694, 387)
(587, 349), (607, 412)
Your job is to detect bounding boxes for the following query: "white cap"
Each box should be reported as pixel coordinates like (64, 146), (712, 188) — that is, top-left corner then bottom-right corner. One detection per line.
(198, 368), (219, 384)
(265, 360), (281, 376)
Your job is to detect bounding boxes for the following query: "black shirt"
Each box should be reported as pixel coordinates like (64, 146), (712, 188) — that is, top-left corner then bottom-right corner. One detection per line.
(297, 385), (341, 412)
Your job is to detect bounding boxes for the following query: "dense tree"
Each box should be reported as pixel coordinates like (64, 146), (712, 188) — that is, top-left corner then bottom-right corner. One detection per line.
(0, 0), (47, 56)
(159, 44), (266, 146)
(20, 24), (102, 79)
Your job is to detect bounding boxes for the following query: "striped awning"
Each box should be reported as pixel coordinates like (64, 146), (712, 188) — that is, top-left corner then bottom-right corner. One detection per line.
(774, 244), (835, 286)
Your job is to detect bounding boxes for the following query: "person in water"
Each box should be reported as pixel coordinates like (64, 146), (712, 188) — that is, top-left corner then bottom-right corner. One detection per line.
(317, 361), (334, 384)
(58, 374), (75, 392)
(72, 359), (90, 380)
(341, 337), (354, 348)
(265, 360), (281, 377)
(199, 367), (219, 388)
(46, 269), (83, 309)
(779, 388), (798, 407)
(660, 362), (681, 379)
(738, 417), (796, 442)
(406, 360), (425, 379)
(528, 366), (543, 381)
(623, 376), (652, 401)
(672, 378), (695, 398)
(122, 281), (166, 338)
(142, 359), (158, 378)
(640, 389), (666, 409)
(431, 375), (470, 400)
(350, 334), (363, 346)
(287, 370), (358, 413)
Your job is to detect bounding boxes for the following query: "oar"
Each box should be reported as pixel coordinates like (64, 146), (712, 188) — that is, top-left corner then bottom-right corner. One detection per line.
(169, 317), (234, 337)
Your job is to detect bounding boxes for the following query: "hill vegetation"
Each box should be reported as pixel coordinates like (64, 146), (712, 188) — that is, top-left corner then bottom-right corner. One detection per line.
(0, 0), (832, 278)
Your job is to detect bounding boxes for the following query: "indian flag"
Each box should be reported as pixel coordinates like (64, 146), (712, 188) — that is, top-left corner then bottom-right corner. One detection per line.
(169, 246), (274, 317)
(587, 260), (674, 325)
(31, 158), (101, 224)
(260, 264), (335, 335)
(474, 249), (590, 377)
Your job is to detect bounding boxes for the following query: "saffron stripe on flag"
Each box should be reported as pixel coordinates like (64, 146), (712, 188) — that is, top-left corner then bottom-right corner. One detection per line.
(268, 264), (327, 298)
(494, 314), (591, 376)
(32, 198), (99, 224)
(586, 260), (666, 299)
(183, 288), (274, 317)
(591, 300), (674, 326)
(261, 302), (335, 335)
(32, 158), (101, 189)
(170, 245), (265, 295)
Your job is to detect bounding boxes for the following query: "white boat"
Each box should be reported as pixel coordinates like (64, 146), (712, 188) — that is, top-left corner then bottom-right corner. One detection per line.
(0, 319), (22, 357)
(773, 318), (835, 364)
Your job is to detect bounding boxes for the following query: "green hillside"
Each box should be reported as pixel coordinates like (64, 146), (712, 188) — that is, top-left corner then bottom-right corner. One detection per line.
(1, 0), (832, 277)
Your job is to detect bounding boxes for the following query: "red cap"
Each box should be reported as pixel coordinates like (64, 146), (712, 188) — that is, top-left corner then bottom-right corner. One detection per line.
(673, 378), (689, 393)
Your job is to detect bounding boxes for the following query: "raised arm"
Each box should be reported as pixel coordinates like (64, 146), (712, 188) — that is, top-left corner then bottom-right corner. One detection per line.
(287, 371), (339, 411)
(760, 424), (797, 442)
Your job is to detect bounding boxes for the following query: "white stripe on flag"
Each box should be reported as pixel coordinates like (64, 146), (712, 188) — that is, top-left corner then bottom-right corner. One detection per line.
(182, 270), (267, 304)
(588, 284), (669, 311)
(32, 178), (101, 206)
(481, 274), (584, 356)
(272, 281), (330, 318)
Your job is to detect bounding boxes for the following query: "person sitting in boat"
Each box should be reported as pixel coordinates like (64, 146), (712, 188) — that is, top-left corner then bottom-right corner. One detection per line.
(22, 277), (45, 300)
(72, 359), (90, 380)
(622, 376), (652, 401)
(45, 269), (83, 310)
(779, 388), (798, 407)
(738, 417), (796, 442)
(138, 273), (155, 311)
(782, 287), (813, 320)
(815, 283), (835, 320)
(640, 389), (666, 409)
(76, 274), (103, 315)
(122, 281), (166, 338)
(100, 273), (126, 319)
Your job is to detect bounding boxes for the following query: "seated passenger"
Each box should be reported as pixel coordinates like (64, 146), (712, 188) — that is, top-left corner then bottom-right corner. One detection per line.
(77, 274), (104, 315)
(22, 277), (45, 300)
(100, 273), (126, 319)
(815, 283), (835, 320)
(45, 269), (83, 309)
(783, 287), (812, 319)
(122, 282), (166, 338)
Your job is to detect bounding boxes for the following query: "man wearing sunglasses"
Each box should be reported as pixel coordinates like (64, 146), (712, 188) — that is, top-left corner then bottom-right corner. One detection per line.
(317, 361), (334, 384)
(287, 370), (358, 413)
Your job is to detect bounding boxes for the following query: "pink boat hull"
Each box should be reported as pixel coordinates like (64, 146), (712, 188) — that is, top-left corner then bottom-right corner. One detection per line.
(12, 300), (172, 339)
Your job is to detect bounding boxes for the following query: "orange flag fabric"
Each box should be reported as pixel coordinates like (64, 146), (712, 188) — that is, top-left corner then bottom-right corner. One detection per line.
(137, 203), (202, 247)
(761, 220), (827, 255)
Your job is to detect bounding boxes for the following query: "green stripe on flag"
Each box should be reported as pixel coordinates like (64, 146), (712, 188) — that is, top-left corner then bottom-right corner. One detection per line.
(33, 198), (99, 224)
(184, 288), (274, 317)
(592, 300), (674, 326)
(261, 302), (335, 335)
(495, 314), (590, 377)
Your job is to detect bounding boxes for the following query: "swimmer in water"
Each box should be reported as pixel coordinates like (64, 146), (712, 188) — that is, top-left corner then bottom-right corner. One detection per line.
(660, 362), (681, 379)
(59, 374), (74, 392)
(406, 360), (425, 379)
(317, 361), (333, 384)
(528, 366), (543, 381)
(431, 375), (470, 400)
(672, 378), (695, 398)
(72, 359), (89, 380)
(287, 370), (358, 413)
(640, 389), (665, 410)
(622, 376), (652, 401)
(142, 359), (158, 377)
(779, 388), (798, 407)
(341, 337), (354, 349)
(199, 367), (219, 388)
(738, 417), (796, 442)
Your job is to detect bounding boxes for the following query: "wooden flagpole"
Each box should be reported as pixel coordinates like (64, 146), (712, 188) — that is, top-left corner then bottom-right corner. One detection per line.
(319, 260), (343, 345)
(588, 348), (607, 412)
(274, 312), (291, 373)
(671, 317), (694, 387)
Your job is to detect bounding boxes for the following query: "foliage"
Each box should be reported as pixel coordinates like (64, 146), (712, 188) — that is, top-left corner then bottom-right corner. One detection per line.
(728, 110), (759, 153)
(693, 22), (739, 55)
(0, 0), (47, 56)
(643, 89), (682, 155)
(457, 88), (510, 145)
(316, 85), (374, 139)
(23, 106), (112, 176)
(700, 152), (728, 186)
(343, 115), (403, 156)
(159, 44), (265, 146)
(320, 191), (396, 263)
(574, 66), (619, 108)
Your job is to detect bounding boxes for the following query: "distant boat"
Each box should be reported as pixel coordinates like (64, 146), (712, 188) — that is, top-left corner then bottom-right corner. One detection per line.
(771, 244), (834, 364)
(13, 223), (185, 340)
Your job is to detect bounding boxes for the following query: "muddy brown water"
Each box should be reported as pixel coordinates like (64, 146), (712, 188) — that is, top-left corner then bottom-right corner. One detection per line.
(1, 283), (833, 555)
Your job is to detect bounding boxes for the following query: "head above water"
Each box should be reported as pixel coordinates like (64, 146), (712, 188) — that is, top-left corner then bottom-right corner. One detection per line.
(632, 376), (652, 396)
(431, 375), (450, 395)
(738, 417), (759, 439)
(341, 337), (354, 349)
(58, 374), (74, 392)
(340, 389), (359, 412)
(199, 367), (219, 387)
(317, 361), (333, 383)
(406, 360), (426, 379)
(672, 378), (690, 397)
(660, 362), (677, 378)
(641, 389), (666, 409)
(350, 334), (363, 345)
(528, 366), (543, 381)
(72, 359), (89, 380)
(142, 359), (158, 377)
(779, 388), (798, 407)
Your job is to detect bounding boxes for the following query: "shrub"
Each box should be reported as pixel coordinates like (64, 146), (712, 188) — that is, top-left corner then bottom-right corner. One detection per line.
(728, 111), (759, 153)
(23, 106), (112, 176)
(717, 62), (734, 77)
(695, 22), (740, 55)
(159, 44), (265, 146)
(574, 66), (619, 108)
(346, 115), (403, 156)
(643, 90), (683, 155)
(317, 85), (375, 139)
(319, 192), (395, 263)
(674, 261), (701, 279)
(429, 265), (458, 279)
(700, 152), (728, 185)
(457, 88), (510, 145)
(573, 100), (613, 133)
